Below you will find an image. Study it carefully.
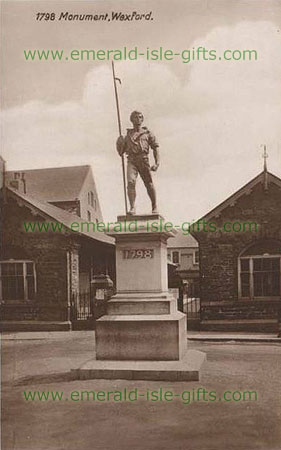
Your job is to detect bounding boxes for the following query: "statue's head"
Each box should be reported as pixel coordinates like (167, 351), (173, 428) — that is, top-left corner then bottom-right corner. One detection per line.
(130, 111), (144, 126)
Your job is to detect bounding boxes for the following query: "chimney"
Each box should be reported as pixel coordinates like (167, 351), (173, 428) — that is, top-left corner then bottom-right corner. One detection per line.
(9, 172), (27, 194)
(0, 156), (7, 203)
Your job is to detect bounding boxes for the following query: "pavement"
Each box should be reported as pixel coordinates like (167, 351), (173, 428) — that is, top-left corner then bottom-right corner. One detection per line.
(2, 330), (280, 342)
(2, 331), (281, 450)
(186, 331), (281, 343)
(1, 331), (96, 386)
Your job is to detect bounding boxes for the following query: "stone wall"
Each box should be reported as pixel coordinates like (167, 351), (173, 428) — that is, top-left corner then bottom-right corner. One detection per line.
(1, 192), (116, 323)
(192, 182), (281, 303)
(1, 194), (76, 321)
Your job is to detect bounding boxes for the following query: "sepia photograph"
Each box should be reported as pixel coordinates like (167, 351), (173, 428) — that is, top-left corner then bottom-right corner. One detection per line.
(1, 0), (281, 449)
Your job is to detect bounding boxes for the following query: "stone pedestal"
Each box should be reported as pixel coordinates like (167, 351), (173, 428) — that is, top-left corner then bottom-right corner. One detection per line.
(74, 214), (205, 381)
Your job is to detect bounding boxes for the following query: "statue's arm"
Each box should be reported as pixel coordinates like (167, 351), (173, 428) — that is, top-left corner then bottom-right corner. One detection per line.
(152, 147), (160, 168)
(149, 132), (160, 171)
(116, 135), (126, 156)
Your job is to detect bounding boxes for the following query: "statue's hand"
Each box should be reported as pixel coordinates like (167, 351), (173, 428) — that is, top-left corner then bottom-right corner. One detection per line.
(116, 135), (125, 156)
(150, 164), (159, 172)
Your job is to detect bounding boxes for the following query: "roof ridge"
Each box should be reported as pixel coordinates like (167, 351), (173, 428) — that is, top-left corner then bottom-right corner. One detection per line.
(6, 164), (90, 173)
(198, 170), (281, 221)
(7, 187), (114, 246)
(7, 186), (82, 219)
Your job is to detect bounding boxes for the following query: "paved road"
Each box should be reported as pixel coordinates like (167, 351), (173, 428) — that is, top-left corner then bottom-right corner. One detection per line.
(2, 332), (281, 450)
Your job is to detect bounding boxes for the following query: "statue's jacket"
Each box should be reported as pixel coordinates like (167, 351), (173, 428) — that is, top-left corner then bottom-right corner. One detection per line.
(118, 127), (159, 161)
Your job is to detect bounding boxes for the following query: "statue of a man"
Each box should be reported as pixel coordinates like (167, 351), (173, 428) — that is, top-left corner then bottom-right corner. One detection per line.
(116, 111), (160, 215)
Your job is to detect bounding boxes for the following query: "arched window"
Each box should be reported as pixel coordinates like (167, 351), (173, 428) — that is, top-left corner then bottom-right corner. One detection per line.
(238, 239), (281, 299)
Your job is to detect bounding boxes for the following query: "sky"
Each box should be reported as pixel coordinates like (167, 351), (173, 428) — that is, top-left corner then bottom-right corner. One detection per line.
(1, 0), (281, 223)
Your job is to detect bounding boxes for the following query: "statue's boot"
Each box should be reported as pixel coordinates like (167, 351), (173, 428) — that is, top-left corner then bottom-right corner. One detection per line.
(128, 206), (136, 215)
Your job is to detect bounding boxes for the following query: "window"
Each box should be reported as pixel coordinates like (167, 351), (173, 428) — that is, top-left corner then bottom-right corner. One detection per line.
(194, 250), (199, 265)
(90, 191), (94, 207)
(239, 240), (281, 299)
(240, 258), (250, 297)
(88, 191), (95, 208)
(172, 251), (180, 265)
(87, 210), (91, 221)
(0, 261), (36, 301)
(253, 258), (280, 297)
(240, 257), (280, 298)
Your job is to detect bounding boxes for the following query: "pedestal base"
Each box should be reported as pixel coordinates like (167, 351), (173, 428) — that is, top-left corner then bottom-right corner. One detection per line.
(83, 213), (206, 381)
(72, 349), (206, 381)
(96, 312), (186, 361)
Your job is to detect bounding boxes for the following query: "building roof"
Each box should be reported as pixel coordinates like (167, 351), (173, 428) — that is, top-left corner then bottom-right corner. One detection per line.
(167, 230), (198, 248)
(6, 165), (90, 202)
(7, 187), (114, 246)
(199, 170), (281, 221)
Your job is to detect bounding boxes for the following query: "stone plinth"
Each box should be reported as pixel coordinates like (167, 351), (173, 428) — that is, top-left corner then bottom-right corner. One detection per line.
(107, 292), (178, 315)
(72, 350), (206, 382)
(96, 312), (186, 361)
(74, 213), (205, 380)
(113, 214), (175, 293)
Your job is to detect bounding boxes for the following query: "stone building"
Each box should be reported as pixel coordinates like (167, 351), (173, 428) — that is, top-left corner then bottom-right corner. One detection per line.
(167, 231), (199, 297)
(6, 165), (102, 222)
(192, 165), (281, 332)
(1, 163), (185, 331)
(0, 165), (115, 331)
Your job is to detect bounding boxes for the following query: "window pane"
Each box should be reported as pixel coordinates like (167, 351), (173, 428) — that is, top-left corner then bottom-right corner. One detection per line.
(241, 273), (250, 297)
(272, 272), (280, 295)
(26, 263), (33, 275)
(254, 265), (280, 297)
(16, 263), (23, 275)
(172, 252), (179, 264)
(263, 272), (280, 296)
(272, 258), (280, 271)
(241, 259), (249, 272)
(262, 258), (272, 271)
(253, 259), (262, 271)
(253, 273), (263, 297)
(27, 276), (35, 299)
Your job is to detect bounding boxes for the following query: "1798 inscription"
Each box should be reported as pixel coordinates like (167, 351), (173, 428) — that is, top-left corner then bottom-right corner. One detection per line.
(122, 249), (154, 259)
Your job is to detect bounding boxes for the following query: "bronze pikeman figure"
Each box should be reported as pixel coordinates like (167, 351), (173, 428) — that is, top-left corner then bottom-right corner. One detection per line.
(116, 111), (160, 215)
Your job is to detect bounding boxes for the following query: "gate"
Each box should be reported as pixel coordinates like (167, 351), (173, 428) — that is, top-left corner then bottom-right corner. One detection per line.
(70, 291), (94, 330)
(70, 290), (110, 330)
(184, 297), (201, 330)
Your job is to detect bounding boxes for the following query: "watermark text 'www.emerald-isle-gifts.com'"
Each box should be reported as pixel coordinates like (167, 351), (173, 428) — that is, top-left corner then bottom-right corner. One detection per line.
(23, 220), (258, 235)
